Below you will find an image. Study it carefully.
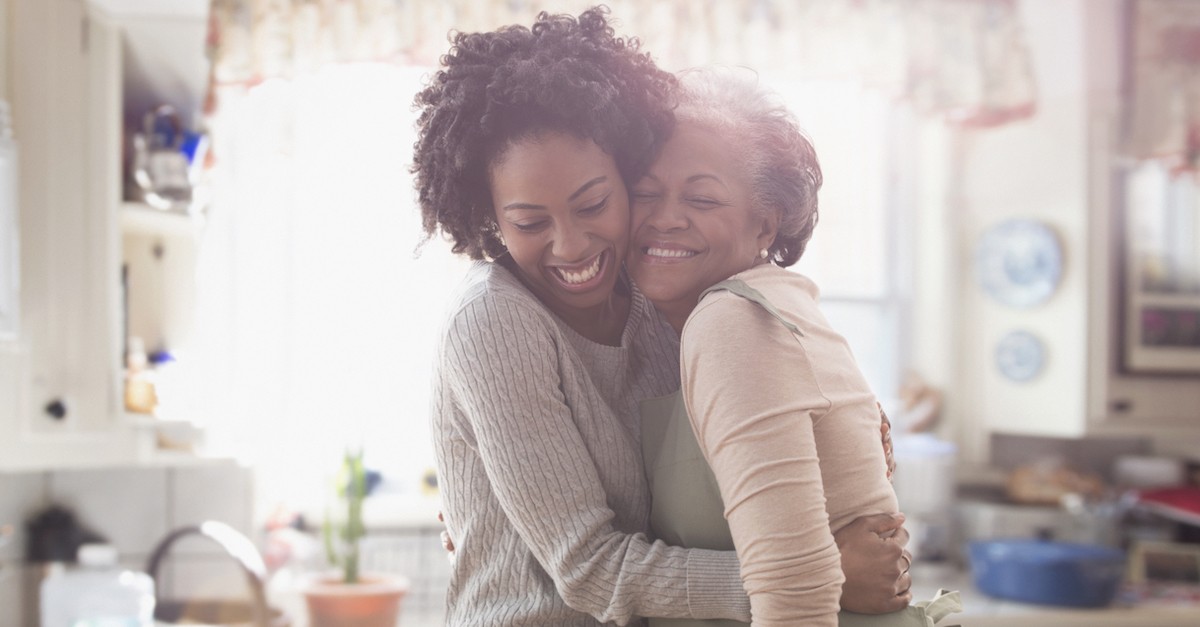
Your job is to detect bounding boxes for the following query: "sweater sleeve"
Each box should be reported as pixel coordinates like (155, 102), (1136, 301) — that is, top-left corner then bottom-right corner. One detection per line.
(680, 294), (845, 627)
(441, 294), (750, 625)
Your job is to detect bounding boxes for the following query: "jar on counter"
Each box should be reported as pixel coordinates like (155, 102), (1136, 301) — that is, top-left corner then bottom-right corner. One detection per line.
(40, 543), (155, 627)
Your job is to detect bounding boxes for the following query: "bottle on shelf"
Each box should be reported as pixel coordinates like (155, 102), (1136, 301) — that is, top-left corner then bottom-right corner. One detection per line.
(124, 336), (158, 414)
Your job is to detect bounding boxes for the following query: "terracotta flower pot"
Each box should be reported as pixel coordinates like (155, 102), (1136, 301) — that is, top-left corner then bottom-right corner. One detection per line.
(304, 575), (409, 627)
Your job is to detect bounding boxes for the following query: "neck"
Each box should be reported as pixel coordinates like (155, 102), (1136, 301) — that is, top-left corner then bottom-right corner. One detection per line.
(557, 291), (630, 345)
(654, 297), (696, 336)
(655, 261), (771, 334)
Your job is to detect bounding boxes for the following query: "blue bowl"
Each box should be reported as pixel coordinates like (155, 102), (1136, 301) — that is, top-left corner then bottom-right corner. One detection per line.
(968, 539), (1126, 607)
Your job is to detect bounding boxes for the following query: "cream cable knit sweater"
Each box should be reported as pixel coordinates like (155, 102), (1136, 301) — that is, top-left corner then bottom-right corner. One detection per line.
(431, 262), (752, 626)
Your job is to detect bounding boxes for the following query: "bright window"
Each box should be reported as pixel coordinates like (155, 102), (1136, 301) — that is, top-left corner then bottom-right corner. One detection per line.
(772, 79), (911, 406)
(195, 64), (470, 517)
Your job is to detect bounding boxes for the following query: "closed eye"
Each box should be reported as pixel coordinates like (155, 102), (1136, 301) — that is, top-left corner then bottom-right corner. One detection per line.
(578, 195), (609, 216)
(687, 196), (724, 208)
(631, 191), (660, 202)
(512, 220), (549, 233)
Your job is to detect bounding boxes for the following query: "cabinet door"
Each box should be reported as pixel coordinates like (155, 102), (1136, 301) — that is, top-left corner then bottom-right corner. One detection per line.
(2, 0), (133, 468)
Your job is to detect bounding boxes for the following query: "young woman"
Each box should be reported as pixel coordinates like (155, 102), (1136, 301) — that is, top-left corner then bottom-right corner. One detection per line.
(629, 67), (959, 626)
(413, 8), (911, 626)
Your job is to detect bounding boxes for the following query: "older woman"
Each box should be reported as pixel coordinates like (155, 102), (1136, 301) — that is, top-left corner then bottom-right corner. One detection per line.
(628, 67), (959, 626)
(414, 8), (911, 626)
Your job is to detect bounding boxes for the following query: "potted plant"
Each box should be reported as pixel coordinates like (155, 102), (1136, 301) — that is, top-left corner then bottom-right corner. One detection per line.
(303, 449), (408, 627)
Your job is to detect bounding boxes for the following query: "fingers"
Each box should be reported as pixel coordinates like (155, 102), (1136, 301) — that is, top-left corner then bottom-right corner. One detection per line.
(890, 550), (914, 609)
(879, 405), (897, 480)
(865, 578), (914, 614)
(892, 521), (912, 548)
(853, 512), (906, 536)
(437, 510), (455, 553)
(895, 575), (914, 606)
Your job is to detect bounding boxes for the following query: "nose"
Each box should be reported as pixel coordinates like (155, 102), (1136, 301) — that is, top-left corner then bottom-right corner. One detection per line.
(550, 219), (590, 261)
(641, 196), (688, 232)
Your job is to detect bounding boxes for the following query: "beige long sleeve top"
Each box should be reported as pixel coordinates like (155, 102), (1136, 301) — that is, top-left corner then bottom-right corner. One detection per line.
(431, 261), (752, 626)
(680, 264), (900, 626)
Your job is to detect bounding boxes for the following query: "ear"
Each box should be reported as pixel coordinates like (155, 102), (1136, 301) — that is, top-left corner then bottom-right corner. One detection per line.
(757, 209), (780, 252)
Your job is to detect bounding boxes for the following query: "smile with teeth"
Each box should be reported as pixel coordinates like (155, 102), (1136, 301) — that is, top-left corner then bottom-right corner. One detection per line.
(553, 253), (603, 285)
(644, 246), (697, 259)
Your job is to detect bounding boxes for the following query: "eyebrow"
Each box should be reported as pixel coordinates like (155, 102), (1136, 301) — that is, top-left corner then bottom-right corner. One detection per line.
(686, 174), (724, 185)
(569, 176), (609, 201)
(501, 176), (609, 211)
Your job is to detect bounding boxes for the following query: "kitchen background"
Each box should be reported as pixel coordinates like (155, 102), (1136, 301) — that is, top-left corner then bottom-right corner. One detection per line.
(1, 0), (1199, 625)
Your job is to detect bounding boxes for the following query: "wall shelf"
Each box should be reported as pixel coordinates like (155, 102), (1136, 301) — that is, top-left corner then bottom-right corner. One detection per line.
(119, 201), (205, 238)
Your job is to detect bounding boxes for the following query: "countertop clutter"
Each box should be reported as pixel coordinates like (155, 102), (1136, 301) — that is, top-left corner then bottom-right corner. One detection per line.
(909, 563), (1200, 626)
(905, 446), (1200, 625)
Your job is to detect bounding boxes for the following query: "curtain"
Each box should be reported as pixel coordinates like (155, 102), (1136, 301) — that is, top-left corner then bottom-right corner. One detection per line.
(1128, 0), (1200, 171)
(206, 0), (1037, 127)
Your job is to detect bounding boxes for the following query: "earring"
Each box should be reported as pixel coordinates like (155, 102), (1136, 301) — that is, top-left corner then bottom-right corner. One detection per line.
(759, 248), (769, 259)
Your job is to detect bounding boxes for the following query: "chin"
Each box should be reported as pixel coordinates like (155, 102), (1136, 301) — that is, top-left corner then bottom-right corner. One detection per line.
(631, 275), (675, 306)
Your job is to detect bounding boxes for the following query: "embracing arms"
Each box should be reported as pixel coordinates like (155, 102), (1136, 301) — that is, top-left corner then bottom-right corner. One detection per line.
(438, 295), (749, 624)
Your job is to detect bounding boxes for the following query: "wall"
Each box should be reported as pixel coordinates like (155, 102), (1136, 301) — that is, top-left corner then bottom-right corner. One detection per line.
(0, 0), (20, 462)
(962, 0), (1092, 450)
(930, 0), (1200, 465)
(0, 0), (9, 101)
(0, 461), (254, 627)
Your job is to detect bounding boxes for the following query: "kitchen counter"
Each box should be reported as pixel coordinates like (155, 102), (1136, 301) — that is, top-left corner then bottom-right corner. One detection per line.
(910, 562), (1200, 626)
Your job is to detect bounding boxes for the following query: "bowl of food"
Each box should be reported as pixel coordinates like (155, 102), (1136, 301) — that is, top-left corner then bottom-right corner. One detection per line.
(968, 539), (1126, 607)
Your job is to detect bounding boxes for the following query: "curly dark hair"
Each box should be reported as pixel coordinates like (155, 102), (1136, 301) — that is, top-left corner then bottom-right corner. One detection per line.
(412, 6), (677, 260)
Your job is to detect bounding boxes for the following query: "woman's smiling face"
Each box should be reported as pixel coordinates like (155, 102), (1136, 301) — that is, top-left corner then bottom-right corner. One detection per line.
(489, 131), (630, 320)
(627, 122), (778, 329)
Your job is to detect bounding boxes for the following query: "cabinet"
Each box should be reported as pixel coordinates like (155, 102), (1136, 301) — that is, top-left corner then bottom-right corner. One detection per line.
(2, 0), (135, 468)
(1119, 164), (1200, 373)
(3, 0), (131, 467)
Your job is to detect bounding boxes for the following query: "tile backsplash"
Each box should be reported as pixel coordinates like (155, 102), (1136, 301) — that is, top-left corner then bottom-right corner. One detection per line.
(0, 461), (253, 627)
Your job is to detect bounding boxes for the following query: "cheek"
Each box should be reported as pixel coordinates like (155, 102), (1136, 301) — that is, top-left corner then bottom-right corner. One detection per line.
(629, 206), (652, 234)
(606, 206), (633, 241)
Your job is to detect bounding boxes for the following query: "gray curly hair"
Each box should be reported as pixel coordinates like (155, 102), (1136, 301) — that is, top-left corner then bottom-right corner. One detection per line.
(673, 66), (822, 267)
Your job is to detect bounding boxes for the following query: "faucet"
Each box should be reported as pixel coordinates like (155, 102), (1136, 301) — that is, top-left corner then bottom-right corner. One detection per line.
(146, 520), (276, 627)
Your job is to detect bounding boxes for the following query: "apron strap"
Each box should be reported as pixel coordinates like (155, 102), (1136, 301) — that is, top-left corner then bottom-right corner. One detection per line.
(701, 278), (803, 337)
(914, 589), (963, 625)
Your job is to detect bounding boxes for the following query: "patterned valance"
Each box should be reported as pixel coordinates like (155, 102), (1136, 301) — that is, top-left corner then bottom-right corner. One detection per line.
(1128, 0), (1200, 170)
(206, 0), (1036, 127)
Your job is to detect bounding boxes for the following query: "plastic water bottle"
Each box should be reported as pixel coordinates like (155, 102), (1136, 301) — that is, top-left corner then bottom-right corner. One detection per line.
(40, 543), (155, 627)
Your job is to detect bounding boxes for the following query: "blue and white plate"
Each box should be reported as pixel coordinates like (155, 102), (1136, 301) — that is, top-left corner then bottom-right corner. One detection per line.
(995, 330), (1046, 383)
(975, 219), (1063, 308)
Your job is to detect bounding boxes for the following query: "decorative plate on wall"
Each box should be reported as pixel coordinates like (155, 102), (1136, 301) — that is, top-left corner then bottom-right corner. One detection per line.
(995, 330), (1046, 383)
(975, 219), (1063, 308)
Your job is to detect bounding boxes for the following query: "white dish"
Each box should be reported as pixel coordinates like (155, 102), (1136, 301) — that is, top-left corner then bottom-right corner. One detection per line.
(975, 219), (1063, 308)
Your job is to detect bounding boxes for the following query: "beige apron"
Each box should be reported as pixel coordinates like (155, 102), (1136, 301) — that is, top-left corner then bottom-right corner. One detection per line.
(638, 279), (961, 627)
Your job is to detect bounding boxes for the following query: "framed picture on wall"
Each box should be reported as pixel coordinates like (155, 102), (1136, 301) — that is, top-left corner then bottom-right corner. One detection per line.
(1120, 163), (1200, 374)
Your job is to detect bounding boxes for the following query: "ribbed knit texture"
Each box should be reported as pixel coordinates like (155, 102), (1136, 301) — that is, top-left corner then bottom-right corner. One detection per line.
(431, 261), (751, 626)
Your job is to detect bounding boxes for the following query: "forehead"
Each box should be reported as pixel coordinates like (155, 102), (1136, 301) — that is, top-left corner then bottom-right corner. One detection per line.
(489, 132), (619, 199)
(651, 122), (739, 180)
